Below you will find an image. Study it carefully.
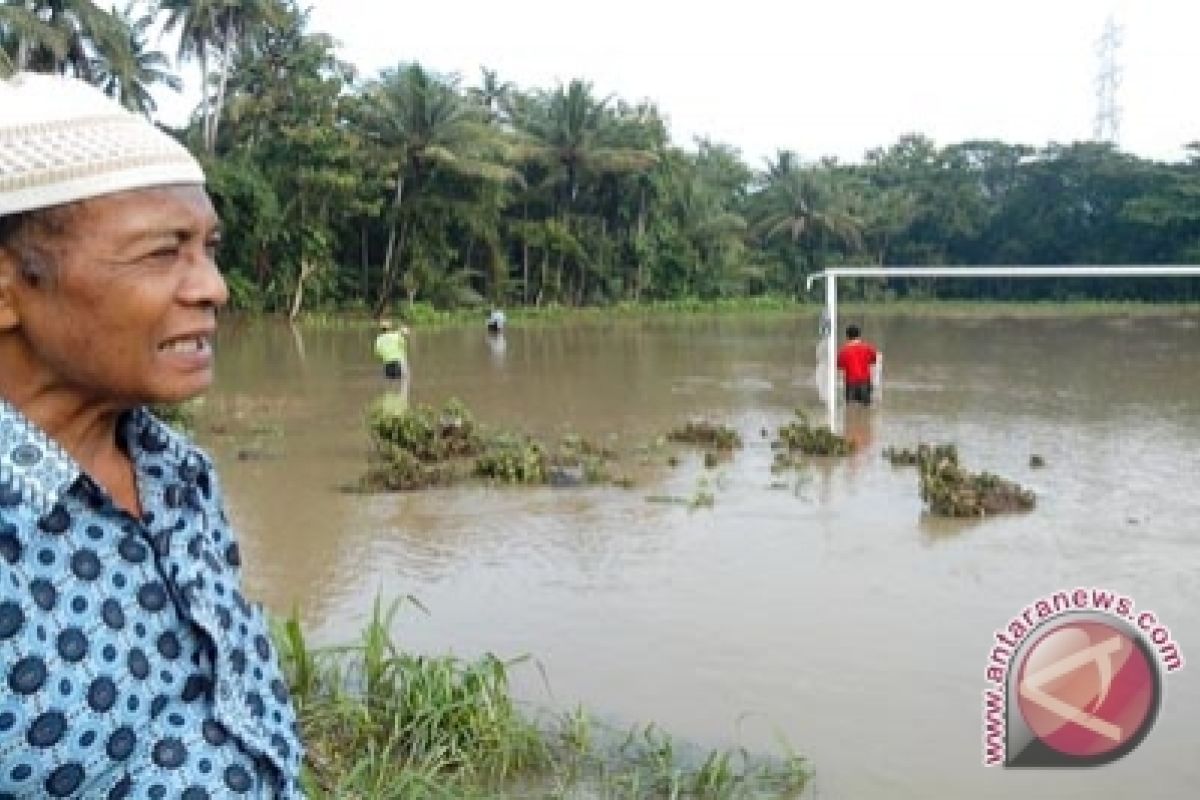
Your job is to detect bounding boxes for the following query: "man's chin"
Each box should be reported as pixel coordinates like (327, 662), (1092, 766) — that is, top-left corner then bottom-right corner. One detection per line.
(142, 382), (210, 408)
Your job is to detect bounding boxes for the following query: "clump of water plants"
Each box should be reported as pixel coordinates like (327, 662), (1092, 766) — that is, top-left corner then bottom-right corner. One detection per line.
(273, 598), (811, 799)
(887, 442), (1036, 517)
(363, 398), (620, 490)
(473, 434), (548, 484)
(920, 458), (1036, 517)
(773, 410), (854, 458)
(473, 433), (613, 486)
(668, 420), (743, 451)
(883, 443), (957, 468)
(362, 398), (481, 490)
(665, 419), (741, 473)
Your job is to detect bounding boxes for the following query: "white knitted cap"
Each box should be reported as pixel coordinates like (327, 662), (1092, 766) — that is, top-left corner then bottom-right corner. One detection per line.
(0, 72), (205, 216)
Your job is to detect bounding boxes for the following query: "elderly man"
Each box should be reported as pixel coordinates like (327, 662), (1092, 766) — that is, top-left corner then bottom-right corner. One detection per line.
(0, 74), (303, 797)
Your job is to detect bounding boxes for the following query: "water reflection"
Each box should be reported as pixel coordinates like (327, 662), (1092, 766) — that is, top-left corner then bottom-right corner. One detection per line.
(370, 376), (411, 416)
(485, 330), (507, 365)
(843, 404), (877, 481)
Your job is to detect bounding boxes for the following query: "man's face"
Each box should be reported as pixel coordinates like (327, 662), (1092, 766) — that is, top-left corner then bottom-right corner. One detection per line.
(3, 184), (228, 407)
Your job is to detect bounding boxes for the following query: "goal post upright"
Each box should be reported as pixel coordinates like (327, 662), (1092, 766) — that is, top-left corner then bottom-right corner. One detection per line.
(806, 264), (1200, 432)
(826, 272), (838, 435)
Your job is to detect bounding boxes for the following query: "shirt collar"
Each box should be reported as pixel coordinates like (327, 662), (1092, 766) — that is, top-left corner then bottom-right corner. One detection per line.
(0, 399), (195, 515)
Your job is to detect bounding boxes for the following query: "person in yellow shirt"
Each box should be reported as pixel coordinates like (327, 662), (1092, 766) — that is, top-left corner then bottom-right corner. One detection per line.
(374, 319), (409, 379)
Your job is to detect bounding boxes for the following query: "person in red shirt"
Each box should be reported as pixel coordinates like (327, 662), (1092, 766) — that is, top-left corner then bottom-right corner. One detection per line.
(836, 324), (880, 406)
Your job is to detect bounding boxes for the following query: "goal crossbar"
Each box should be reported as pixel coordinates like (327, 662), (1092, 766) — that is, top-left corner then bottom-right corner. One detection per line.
(806, 265), (1200, 431)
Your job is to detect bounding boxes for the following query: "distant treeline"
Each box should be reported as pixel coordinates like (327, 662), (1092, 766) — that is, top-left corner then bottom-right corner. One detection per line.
(5, 0), (1200, 314)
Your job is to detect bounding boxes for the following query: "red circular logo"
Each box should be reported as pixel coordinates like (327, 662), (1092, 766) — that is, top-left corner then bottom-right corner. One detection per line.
(1016, 620), (1156, 758)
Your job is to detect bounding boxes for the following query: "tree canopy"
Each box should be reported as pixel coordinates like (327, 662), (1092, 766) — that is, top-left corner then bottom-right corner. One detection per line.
(4, 0), (1200, 313)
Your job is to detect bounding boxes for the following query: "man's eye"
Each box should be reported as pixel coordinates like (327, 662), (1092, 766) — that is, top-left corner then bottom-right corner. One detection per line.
(148, 247), (179, 260)
(205, 238), (222, 257)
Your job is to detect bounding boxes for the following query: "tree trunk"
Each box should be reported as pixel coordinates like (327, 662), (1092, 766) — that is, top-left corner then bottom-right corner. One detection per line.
(464, 237), (476, 278)
(207, 11), (238, 153)
(289, 199), (309, 321)
(378, 174), (405, 312)
(522, 239), (530, 306)
(554, 253), (564, 304)
(199, 47), (211, 148)
(376, 220), (408, 316)
(635, 186), (647, 302)
(536, 250), (548, 307)
(361, 223), (370, 303)
(289, 260), (310, 321)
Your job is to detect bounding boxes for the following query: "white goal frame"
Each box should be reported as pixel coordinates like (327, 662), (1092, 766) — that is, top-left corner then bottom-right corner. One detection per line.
(805, 265), (1200, 431)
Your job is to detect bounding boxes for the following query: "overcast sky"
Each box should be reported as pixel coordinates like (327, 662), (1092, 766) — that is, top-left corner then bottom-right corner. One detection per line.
(156, 0), (1199, 166)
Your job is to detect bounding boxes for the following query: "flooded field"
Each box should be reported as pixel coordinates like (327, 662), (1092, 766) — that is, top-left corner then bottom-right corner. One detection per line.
(199, 312), (1200, 799)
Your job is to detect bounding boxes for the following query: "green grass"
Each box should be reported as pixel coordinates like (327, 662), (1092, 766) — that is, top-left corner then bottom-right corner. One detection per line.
(288, 296), (1200, 334)
(273, 598), (810, 799)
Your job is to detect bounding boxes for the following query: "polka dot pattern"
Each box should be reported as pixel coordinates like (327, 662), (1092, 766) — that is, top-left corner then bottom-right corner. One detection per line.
(0, 404), (303, 797)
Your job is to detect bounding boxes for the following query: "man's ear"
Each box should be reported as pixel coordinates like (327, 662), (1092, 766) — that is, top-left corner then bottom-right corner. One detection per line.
(0, 249), (23, 332)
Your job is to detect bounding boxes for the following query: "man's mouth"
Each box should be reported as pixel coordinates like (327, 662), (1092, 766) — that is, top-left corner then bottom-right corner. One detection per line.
(158, 336), (212, 354)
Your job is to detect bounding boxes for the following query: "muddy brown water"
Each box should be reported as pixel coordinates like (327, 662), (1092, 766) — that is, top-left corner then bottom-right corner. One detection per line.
(198, 313), (1200, 799)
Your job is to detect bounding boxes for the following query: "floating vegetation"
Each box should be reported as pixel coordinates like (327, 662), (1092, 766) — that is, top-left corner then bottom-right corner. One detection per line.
(773, 410), (854, 458)
(692, 476), (716, 508)
(920, 460), (1037, 517)
(474, 434), (549, 484)
(668, 420), (743, 451)
(273, 599), (810, 798)
(882, 443), (957, 468)
(362, 398), (621, 491)
(885, 442), (1036, 517)
(646, 476), (718, 510)
(770, 451), (805, 474)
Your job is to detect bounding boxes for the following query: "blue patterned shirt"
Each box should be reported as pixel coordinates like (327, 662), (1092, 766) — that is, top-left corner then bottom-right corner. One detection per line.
(0, 402), (304, 799)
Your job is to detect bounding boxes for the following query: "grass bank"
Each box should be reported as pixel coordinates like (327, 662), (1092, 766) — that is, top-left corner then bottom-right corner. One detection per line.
(273, 599), (810, 799)
(293, 297), (1200, 331)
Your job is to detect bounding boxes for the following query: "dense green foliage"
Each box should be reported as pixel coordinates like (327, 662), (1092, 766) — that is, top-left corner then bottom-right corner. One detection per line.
(6, 0), (1200, 314)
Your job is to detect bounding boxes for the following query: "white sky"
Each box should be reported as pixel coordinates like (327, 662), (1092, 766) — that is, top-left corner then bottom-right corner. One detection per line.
(154, 0), (1200, 166)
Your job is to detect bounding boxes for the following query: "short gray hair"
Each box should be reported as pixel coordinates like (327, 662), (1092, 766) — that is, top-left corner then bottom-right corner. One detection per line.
(0, 206), (72, 285)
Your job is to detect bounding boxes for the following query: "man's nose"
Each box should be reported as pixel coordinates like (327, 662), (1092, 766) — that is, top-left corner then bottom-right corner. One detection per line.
(181, 249), (229, 309)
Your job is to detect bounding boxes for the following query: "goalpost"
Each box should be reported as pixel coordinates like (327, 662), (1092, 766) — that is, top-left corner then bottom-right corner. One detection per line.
(805, 265), (1200, 432)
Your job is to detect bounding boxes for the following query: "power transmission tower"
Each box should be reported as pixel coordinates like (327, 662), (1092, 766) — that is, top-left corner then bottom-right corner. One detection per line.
(1094, 15), (1122, 145)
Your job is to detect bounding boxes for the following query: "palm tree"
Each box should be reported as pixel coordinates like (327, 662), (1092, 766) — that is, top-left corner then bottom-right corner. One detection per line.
(468, 66), (513, 125)
(159, 0), (219, 146)
(361, 63), (521, 312)
(205, 0), (283, 151)
(511, 79), (657, 211)
(2, 3), (67, 73)
(672, 169), (748, 297)
(1, 0), (122, 78)
(753, 152), (865, 295)
(507, 81), (658, 303)
(93, 1), (180, 114)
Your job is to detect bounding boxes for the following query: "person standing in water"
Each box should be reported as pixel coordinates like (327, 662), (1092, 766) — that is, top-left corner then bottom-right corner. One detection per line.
(374, 319), (409, 379)
(836, 323), (880, 406)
